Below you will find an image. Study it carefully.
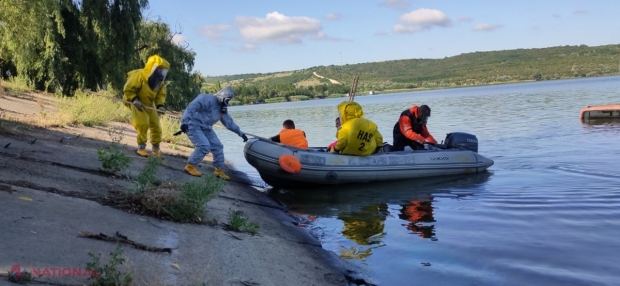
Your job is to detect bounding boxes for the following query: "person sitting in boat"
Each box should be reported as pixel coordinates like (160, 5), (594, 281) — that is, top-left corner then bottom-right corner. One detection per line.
(331, 101), (383, 156)
(392, 104), (437, 151)
(326, 117), (341, 152)
(269, 119), (308, 149)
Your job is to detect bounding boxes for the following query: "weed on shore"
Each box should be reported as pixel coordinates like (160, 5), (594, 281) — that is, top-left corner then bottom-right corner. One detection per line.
(133, 156), (163, 193)
(128, 156), (224, 223)
(228, 209), (260, 234)
(141, 175), (224, 223)
(97, 126), (132, 174)
(86, 244), (132, 286)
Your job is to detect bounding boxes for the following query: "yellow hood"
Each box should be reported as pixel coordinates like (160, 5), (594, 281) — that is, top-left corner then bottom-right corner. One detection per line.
(142, 55), (170, 77)
(337, 101), (364, 124)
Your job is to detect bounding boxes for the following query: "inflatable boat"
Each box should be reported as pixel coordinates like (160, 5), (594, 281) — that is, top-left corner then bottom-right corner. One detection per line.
(243, 132), (494, 188)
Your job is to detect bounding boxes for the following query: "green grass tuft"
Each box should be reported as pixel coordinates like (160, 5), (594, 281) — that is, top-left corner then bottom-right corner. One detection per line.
(86, 243), (132, 286)
(227, 209), (260, 234)
(133, 156), (163, 193)
(140, 175), (224, 223)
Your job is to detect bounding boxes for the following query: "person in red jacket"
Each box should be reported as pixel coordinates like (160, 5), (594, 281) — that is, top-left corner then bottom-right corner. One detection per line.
(392, 105), (437, 151)
(326, 117), (341, 152)
(269, 119), (308, 149)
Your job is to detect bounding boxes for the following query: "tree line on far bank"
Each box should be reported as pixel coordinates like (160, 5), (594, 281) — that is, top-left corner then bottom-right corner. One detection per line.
(205, 44), (620, 106)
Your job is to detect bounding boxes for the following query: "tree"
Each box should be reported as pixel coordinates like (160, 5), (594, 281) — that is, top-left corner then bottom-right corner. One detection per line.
(0, 0), (149, 95)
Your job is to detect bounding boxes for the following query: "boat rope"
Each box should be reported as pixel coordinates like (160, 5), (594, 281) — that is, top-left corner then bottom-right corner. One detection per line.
(85, 91), (267, 139)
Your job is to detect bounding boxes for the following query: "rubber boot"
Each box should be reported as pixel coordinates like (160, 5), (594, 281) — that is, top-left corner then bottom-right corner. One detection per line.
(184, 164), (202, 177)
(214, 168), (230, 180)
(151, 149), (161, 157)
(136, 149), (149, 157)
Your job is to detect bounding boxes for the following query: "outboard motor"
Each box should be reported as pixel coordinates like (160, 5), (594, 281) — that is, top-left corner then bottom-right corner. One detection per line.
(443, 132), (478, 153)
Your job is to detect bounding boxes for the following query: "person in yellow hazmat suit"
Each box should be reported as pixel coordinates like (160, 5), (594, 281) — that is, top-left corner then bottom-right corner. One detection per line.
(332, 101), (383, 156)
(122, 55), (170, 157)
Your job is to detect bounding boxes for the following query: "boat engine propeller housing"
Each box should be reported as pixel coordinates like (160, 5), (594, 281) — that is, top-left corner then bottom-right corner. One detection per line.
(443, 132), (478, 153)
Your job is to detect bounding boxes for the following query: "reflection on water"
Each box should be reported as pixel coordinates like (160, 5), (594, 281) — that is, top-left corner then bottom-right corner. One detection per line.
(272, 173), (491, 260)
(399, 199), (435, 239)
(581, 118), (620, 126)
(339, 203), (389, 246)
(338, 203), (388, 260)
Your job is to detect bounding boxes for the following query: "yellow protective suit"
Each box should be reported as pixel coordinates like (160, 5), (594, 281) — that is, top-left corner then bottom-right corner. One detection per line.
(122, 55), (170, 147)
(334, 101), (383, 156)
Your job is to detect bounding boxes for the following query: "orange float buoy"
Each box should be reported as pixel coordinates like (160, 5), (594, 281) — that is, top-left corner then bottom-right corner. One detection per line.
(279, 154), (301, 173)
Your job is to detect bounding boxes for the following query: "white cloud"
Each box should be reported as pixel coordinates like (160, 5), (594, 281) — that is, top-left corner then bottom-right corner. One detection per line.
(374, 30), (388, 36)
(393, 8), (451, 34)
(171, 34), (187, 46)
(573, 9), (588, 15)
(199, 24), (231, 40)
(392, 23), (425, 34)
(232, 43), (259, 53)
(400, 8), (452, 27)
(379, 0), (410, 11)
(471, 23), (504, 32)
(458, 16), (472, 22)
(234, 11), (323, 43)
(325, 13), (342, 21)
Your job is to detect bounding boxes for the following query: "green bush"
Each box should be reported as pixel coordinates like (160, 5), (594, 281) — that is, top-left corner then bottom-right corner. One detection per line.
(264, 97), (287, 103)
(162, 175), (224, 222)
(289, 95), (309, 101)
(86, 244), (132, 286)
(228, 209), (260, 234)
(326, 94), (346, 98)
(140, 175), (224, 223)
(0, 76), (31, 96)
(133, 156), (162, 193)
(97, 145), (131, 173)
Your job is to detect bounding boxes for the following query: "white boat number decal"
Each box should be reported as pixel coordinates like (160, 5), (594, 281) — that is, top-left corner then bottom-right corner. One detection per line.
(428, 156), (449, 161)
(300, 154), (325, 165)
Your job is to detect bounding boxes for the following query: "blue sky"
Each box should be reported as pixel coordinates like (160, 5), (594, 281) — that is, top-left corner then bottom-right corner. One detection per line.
(145, 0), (620, 77)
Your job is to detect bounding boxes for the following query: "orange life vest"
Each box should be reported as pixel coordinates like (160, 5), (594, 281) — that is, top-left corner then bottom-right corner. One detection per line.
(279, 129), (308, 149)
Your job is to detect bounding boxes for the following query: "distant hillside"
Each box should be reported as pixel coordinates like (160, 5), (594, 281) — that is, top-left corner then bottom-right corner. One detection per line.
(202, 44), (620, 105)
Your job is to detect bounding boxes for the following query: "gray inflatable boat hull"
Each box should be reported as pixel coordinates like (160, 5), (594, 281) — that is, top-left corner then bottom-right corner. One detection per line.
(243, 138), (494, 188)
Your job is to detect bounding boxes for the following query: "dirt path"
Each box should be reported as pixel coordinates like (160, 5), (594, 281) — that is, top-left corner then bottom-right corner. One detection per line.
(313, 72), (341, 84)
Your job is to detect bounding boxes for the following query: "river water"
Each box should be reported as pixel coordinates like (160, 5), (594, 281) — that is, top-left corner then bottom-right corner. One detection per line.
(214, 76), (620, 286)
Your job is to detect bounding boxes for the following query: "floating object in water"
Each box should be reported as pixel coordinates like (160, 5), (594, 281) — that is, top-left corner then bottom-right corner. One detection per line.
(580, 104), (620, 122)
